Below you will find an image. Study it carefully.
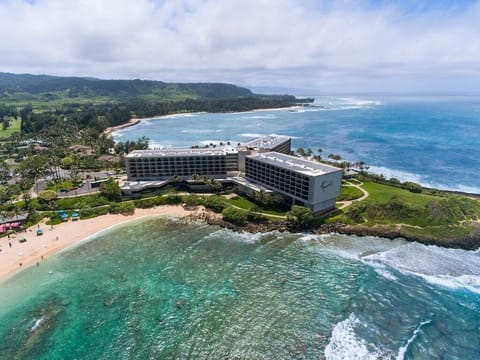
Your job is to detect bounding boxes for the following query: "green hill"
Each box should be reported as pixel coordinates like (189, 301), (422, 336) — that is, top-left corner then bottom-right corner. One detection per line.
(0, 72), (254, 104)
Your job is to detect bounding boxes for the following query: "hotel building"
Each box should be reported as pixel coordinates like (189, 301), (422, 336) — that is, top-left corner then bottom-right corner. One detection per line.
(123, 135), (342, 213)
(245, 134), (291, 154)
(245, 152), (343, 213)
(125, 148), (238, 180)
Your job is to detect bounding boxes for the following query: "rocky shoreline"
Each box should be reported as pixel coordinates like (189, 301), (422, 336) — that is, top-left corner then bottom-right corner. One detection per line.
(188, 213), (480, 251)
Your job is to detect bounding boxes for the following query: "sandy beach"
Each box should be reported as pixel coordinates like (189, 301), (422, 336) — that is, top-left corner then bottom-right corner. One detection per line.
(103, 117), (142, 135)
(103, 106), (299, 137)
(0, 205), (198, 284)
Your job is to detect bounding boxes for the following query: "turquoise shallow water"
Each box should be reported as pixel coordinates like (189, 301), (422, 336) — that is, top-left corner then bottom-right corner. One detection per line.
(114, 96), (480, 193)
(1, 217), (479, 359)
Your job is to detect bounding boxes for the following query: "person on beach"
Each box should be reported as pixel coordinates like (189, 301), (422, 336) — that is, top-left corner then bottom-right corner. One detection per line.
(9, 242), (12, 248)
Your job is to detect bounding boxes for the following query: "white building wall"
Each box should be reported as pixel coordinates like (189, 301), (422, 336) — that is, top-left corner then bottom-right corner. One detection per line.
(309, 171), (343, 203)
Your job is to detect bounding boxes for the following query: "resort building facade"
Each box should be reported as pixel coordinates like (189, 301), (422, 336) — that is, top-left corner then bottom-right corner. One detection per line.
(123, 135), (342, 213)
(244, 152), (343, 213)
(125, 148), (238, 180)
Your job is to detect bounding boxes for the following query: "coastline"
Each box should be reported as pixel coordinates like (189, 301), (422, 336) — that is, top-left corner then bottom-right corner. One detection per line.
(104, 106), (299, 138)
(0, 205), (200, 285)
(1, 201), (479, 286)
(103, 117), (142, 135)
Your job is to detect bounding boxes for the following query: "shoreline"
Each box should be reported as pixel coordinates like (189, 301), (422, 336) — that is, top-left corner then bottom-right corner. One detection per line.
(104, 106), (299, 138)
(1, 202), (478, 285)
(0, 205), (201, 285)
(103, 118), (142, 135)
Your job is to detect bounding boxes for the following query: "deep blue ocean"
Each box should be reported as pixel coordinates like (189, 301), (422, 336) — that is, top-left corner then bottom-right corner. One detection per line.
(114, 95), (480, 193)
(1, 218), (479, 359)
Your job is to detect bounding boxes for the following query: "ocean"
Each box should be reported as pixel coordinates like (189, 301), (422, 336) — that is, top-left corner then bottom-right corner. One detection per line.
(0, 217), (479, 359)
(113, 95), (480, 194)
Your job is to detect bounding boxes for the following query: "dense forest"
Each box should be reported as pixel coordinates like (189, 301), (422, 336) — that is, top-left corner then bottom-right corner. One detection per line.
(1, 72), (303, 136)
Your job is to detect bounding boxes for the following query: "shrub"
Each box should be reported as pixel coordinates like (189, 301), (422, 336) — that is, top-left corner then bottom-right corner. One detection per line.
(203, 195), (227, 213)
(99, 177), (122, 201)
(38, 190), (57, 203)
(402, 181), (422, 193)
(182, 194), (203, 207)
(345, 203), (366, 223)
(247, 209), (267, 223)
(134, 197), (158, 208)
(109, 201), (135, 215)
(222, 206), (248, 225)
(164, 194), (182, 204)
(79, 207), (109, 219)
(287, 205), (314, 227)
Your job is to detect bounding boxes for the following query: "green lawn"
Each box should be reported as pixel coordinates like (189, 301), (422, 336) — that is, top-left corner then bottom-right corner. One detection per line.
(362, 180), (437, 206)
(226, 196), (287, 216)
(0, 117), (21, 139)
(338, 185), (364, 201)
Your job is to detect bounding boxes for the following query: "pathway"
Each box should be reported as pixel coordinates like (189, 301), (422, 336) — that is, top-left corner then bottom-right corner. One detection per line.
(337, 180), (370, 210)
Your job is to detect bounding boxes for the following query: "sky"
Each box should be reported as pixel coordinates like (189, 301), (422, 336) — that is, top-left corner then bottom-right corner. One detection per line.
(0, 0), (479, 94)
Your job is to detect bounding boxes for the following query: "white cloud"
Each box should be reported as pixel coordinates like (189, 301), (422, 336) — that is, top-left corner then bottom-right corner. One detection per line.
(0, 0), (480, 93)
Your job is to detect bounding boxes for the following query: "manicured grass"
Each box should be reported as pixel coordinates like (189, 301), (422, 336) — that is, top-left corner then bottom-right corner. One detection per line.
(226, 196), (287, 216)
(340, 180), (480, 229)
(347, 178), (362, 185)
(0, 117), (21, 139)
(337, 186), (364, 201)
(362, 180), (437, 206)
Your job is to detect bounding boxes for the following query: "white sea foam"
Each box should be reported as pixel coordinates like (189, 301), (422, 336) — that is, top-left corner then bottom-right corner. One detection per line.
(374, 267), (398, 281)
(362, 243), (480, 294)
(242, 114), (276, 119)
(161, 112), (201, 119)
(31, 316), (45, 332)
(364, 165), (480, 194)
(396, 318), (432, 360)
(451, 183), (480, 195)
(366, 165), (424, 184)
(300, 233), (406, 261)
(325, 313), (386, 360)
(238, 133), (266, 138)
(148, 141), (172, 149)
(181, 129), (218, 134)
(314, 97), (382, 111)
(202, 228), (265, 244)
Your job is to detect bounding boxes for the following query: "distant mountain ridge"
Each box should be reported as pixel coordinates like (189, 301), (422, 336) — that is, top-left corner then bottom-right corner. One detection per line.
(0, 72), (254, 102)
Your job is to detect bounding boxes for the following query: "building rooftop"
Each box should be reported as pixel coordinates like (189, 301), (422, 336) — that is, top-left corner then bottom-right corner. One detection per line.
(126, 147), (238, 158)
(247, 152), (342, 176)
(246, 134), (290, 150)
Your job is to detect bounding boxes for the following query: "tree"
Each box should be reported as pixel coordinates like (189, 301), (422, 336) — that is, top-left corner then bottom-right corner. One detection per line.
(2, 118), (10, 131)
(100, 177), (122, 201)
(222, 206), (248, 225)
(402, 181), (422, 194)
(38, 190), (57, 209)
(203, 195), (226, 213)
(296, 147), (306, 156)
(287, 205), (314, 227)
(328, 154), (342, 161)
